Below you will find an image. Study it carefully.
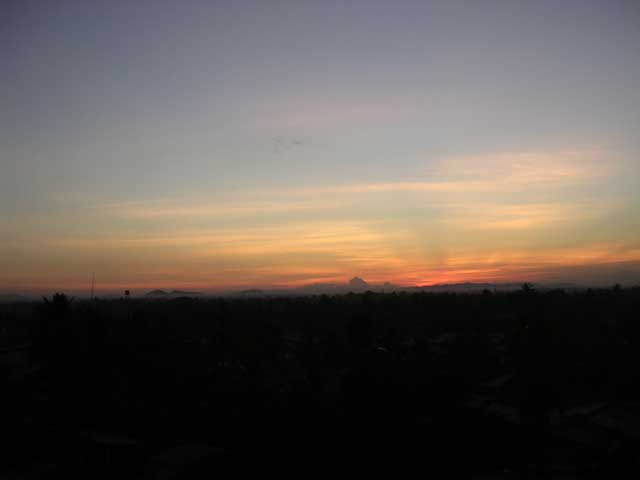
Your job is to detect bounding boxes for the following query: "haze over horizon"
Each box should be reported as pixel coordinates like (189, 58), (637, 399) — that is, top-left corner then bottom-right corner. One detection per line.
(3, 0), (640, 294)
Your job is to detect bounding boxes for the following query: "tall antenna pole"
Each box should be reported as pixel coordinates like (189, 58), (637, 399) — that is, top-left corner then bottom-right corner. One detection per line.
(90, 272), (95, 301)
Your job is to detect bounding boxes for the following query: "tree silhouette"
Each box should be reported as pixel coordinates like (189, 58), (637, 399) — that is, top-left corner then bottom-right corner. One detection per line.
(42, 292), (74, 318)
(520, 282), (535, 294)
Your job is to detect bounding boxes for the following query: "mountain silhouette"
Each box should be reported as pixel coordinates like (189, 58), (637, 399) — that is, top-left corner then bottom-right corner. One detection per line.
(348, 276), (369, 291)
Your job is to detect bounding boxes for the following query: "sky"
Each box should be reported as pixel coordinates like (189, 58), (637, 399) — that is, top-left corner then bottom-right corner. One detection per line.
(2, 0), (640, 294)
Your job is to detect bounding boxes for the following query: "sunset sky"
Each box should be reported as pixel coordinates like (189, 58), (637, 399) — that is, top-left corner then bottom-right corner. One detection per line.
(2, 0), (640, 294)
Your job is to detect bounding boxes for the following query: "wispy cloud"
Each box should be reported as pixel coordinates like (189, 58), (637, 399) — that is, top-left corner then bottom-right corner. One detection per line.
(107, 198), (347, 220)
(440, 201), (614, 230)
(4, 146), (635, 292)
(100, 147), (607, 221)
(291, 147), (605, 196)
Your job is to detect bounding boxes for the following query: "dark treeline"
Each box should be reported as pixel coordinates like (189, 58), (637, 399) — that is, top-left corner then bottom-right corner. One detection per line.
(1, 286), (640, 477)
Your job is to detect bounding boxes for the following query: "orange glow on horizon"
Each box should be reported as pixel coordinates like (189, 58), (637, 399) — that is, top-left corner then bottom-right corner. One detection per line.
(3, 148), (638, 294)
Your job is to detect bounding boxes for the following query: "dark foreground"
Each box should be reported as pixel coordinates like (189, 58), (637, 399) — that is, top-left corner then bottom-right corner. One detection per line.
(1, 286), (640, 477)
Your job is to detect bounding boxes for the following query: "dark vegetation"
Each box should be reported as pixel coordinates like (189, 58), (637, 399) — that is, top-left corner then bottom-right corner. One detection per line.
(1, 286), (640, 477)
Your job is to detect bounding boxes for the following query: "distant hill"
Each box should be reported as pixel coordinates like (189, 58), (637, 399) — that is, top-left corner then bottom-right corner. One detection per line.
(413, 282), (523, 292)
(410, 282), (584, 292)
(221, 280), (588, 298)
(144, 289), (202, 298)
(237, 289), (265, 296)
(0, 294), (32, 303)
(169, 290), (201, 296)
(146, 290), (169, 297)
